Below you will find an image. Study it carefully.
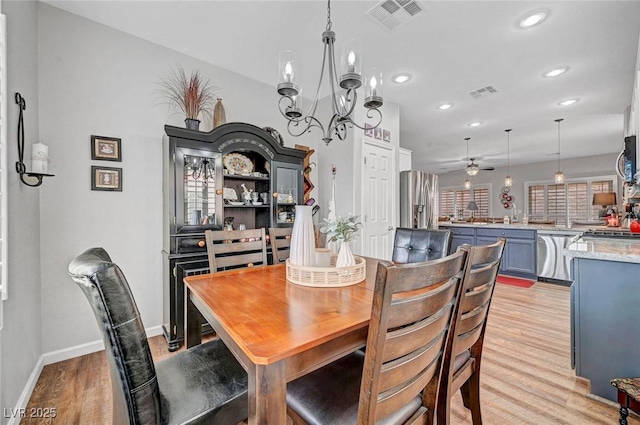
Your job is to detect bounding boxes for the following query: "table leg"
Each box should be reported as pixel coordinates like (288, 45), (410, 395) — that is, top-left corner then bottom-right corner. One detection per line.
(248, 361), (286, 425)
(185, 287), (201, 349)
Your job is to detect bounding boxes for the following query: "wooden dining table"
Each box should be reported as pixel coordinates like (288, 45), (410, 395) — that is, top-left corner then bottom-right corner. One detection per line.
(184, 258), (382, 425)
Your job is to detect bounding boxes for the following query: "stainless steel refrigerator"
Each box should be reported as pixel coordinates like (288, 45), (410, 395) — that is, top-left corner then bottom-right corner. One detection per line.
(399, 170), (439, 229)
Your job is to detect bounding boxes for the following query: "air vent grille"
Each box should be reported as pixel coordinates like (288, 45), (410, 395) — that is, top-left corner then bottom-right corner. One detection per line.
(469, 85), (499, 99)
(366, 0), (424, 32)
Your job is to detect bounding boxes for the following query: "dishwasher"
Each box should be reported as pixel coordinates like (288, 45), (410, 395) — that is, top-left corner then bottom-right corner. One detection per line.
(536, 230), (582, 283)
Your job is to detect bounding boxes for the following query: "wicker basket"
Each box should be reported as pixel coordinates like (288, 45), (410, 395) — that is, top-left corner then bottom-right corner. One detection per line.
(286, 256), (366, 287)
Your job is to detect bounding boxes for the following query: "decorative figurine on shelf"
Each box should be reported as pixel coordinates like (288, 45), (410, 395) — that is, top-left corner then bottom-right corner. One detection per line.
(320, 214), (362, 267)
(240, 183), (252, 205)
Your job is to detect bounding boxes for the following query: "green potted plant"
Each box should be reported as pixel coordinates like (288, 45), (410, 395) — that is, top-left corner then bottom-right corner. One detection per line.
(320, 214), (362, 267)
(159, 66), (219, 131)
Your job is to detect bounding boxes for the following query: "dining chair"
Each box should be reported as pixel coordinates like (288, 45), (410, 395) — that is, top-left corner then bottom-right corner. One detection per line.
(68, 247), (248, 425)
(205, 228), (268, 272)
(286, 248), (470, 425)
(437, 238), (506, 425)
(269, 226), (292, 263)
(392, 228), (453, 263)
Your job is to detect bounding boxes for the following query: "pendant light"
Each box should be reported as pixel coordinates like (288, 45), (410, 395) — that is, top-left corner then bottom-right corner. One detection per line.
(464, 178), (471, 189)
(504, 128), (513, 187)
(554, 118), (564, 183)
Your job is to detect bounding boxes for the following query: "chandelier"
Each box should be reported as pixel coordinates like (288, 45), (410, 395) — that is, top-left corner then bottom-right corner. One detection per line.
(276, 0), (383, 145)
(187, 156), (214, 184)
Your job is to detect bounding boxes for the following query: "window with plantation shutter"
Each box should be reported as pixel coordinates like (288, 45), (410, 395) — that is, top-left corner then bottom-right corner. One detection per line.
(440, 185), (490, 219)
(591, 180), (614, 219)
(528, 185), (545, 220)
(525, 177), (615, 224)
(440, 189), (455, 217)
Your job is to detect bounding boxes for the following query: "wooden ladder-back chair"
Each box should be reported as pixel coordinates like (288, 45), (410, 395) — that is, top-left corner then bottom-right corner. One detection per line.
(204, 228), (268, 272)
(286, 248), (470, 425)
(437, 238), (506, 425)
(269, 227), (293, 263)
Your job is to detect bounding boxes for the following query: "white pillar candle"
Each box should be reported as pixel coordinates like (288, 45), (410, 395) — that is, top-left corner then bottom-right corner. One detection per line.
(31, 143), (49, 174)
(315, 248), (332, 267)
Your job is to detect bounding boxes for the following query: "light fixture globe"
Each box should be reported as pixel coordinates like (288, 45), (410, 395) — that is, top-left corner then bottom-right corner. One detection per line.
(466, 163), (480, 177)
(464, 179), (472, 189)
(554, 118), (564, 183)
(504, 128), (513, 187)
(505, 175), (513, 187)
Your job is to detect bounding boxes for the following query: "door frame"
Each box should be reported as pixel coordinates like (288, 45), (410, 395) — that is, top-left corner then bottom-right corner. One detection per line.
(359, 138), (397, 260)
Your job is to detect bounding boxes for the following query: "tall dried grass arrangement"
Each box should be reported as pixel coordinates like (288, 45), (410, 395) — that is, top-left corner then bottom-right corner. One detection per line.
(159, 66), (219, 120)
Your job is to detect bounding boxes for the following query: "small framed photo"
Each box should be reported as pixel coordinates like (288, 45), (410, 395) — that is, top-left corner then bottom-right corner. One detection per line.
(374, 127), (383, 140)
(364, 123), (374, 138)
(91, 135), (121, 161)
(383, 129), (391, 142)
(91, 166), (122, 191)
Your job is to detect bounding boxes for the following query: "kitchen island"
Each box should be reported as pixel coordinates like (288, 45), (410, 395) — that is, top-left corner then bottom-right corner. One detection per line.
(565, 237), (640, 402)
(439, 222), (592, 279)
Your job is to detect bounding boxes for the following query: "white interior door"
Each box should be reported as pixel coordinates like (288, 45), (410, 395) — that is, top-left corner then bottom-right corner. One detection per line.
(361, 141), (395, 260)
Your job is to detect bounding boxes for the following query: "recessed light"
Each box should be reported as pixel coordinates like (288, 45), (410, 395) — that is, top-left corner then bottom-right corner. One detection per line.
(558, 98), (579, 106)
(468, 121), (483, 127)
(518, 10), (548, 28)
(544, 67), (569, 78)
(437, 103), (454, 110)
(392, 73), (412, 84)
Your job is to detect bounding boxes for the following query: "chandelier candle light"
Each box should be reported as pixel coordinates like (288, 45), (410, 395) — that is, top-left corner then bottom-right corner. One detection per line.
(277, 0), (383, 145)
(554, 118), (564, 184)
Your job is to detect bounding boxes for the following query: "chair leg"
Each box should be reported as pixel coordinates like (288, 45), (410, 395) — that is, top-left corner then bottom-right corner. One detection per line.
(464, 371), (482, 425)
(619, 405), (628, 425)
(460, 380), (472, 409)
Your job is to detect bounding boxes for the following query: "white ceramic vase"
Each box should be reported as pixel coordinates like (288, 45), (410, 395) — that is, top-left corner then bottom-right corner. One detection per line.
(289, 205), (315, 266)
(336, 240), (356, 268)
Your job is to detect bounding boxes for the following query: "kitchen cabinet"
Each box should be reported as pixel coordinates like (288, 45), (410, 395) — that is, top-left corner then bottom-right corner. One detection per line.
(444, 225), (537, 279)
(476, 228), (537, 279)
(162, 122), (306, 351)
(449, 226), (475, 253)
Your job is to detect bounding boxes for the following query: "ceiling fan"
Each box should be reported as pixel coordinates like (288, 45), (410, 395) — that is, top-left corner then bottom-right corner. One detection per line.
(465, 157), (495, 175)
(449, 138), (496, 174)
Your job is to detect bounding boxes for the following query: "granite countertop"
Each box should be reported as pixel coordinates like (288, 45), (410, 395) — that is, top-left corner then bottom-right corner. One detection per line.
(438, 222), (594, 232)
(564, 238), (640, 264)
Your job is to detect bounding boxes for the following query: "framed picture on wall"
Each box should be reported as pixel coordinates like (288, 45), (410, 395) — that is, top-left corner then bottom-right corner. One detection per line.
(364, 123), (374, 137)
(91, 135), (121, 161)
(91, 166), (122, 191)
(383, 129), (391, 142)
(374, 127), (383, 140)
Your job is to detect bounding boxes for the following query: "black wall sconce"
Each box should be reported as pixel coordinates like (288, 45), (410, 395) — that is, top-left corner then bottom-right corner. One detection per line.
(15, 92), (54, 187)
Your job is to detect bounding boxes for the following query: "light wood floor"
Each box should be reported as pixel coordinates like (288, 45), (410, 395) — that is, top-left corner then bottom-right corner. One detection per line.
(21, 281), (637, 424)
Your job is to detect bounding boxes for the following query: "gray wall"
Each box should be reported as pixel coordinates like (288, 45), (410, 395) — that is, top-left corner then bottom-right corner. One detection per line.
(438, 153), (620, 217)
(1, 1), (42, 422)
(36, 3), (315, 354)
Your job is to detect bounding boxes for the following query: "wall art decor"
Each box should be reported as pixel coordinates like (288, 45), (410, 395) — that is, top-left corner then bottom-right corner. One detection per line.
(374, 127), (383, 140)
(91, 166), (122, 191)
(383, 129), (391, 142)
(364, 123), (374, 137)
(91, 135), (121, 161)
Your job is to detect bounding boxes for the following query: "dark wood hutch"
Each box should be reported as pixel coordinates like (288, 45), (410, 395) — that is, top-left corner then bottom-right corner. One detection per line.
(162, 122), (306, 351)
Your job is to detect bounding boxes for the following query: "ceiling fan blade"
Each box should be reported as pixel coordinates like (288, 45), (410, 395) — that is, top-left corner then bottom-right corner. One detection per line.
(480, 166), (495, 171)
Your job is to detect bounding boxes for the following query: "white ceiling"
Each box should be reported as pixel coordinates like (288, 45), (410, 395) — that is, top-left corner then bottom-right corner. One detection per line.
(43, 0), (640, 173)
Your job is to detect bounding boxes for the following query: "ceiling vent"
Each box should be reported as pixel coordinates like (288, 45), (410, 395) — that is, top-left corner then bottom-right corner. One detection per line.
(366, 0), (424, 32)
(468, 85), (499, 99)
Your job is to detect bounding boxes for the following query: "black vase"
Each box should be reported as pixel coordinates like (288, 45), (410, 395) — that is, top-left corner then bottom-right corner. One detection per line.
(185, 118), (200, 131)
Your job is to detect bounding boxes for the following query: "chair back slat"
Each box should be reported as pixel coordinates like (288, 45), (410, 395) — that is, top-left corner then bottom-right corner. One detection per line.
(379, 327), (447, 393)
(465, 264), (498, 291)
(386, 278), (458, 330)
(205, 228), (268, 272)
(357, 248), (469, 424)
(456, 304), (489, 336)
(461, 283), (493, 313)
(269, 227), (293, 263)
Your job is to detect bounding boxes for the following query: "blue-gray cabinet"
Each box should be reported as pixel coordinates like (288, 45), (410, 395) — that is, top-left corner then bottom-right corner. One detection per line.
(445, 225), (537, 279)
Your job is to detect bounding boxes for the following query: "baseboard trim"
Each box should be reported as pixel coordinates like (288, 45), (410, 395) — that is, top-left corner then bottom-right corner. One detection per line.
(8, 324), (165, 424)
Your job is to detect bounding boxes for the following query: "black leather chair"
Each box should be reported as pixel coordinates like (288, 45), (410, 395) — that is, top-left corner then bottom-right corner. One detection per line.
(68, 247), (248, 425)
(392, 228), (452, 263)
